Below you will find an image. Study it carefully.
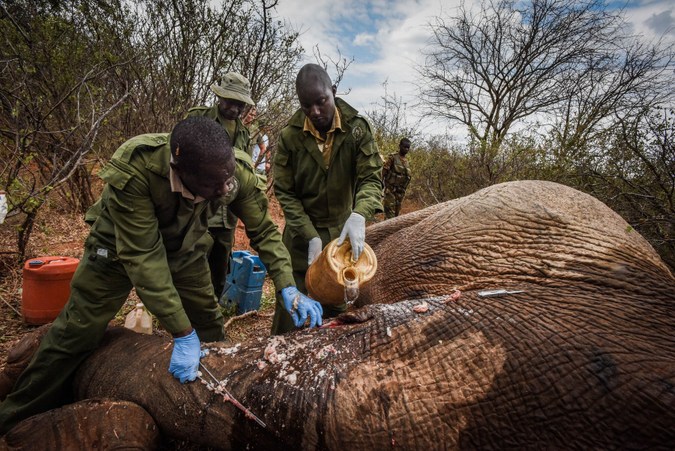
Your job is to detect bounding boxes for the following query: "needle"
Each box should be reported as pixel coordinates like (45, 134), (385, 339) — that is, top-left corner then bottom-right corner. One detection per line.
(199, 362), (267, 428)
(477, 289), (525, 297)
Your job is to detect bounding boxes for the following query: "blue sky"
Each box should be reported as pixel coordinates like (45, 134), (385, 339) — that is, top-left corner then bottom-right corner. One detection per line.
(275, 0), (675, 137)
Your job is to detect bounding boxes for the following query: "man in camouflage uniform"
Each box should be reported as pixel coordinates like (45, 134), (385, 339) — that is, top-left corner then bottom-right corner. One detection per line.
(243, 107), (270, 177)
(185, 72), (253, 302)
(273, 64), (383, 335)
(382, 138), (412, 219)
(0, 117), (322, 434)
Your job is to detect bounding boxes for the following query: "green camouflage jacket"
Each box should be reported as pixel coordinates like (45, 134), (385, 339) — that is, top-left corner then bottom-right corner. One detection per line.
(383, 153), (411, 191)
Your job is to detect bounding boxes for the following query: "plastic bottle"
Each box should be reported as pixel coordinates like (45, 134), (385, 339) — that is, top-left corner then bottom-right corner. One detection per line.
(124, 303), (153, 335)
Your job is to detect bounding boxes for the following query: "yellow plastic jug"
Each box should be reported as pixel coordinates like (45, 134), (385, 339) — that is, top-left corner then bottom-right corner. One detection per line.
(305, 238), (377, 306)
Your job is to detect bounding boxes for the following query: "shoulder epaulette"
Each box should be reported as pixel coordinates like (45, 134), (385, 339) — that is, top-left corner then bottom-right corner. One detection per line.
(234, 147), (255, 169)
(112, 133), (168, 161)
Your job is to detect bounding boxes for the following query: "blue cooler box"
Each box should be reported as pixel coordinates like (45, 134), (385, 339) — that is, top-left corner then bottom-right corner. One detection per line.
(220, 251), (267, 314)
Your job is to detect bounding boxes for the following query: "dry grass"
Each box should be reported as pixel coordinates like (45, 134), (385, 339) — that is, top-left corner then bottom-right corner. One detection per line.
(0, 205), (92, 362)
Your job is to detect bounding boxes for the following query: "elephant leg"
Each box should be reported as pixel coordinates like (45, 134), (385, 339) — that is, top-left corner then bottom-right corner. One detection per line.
(0, 399), (159, 449)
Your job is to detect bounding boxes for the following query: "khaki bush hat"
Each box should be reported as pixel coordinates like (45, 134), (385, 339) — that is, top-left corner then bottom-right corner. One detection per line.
(210, 72), (254, 105)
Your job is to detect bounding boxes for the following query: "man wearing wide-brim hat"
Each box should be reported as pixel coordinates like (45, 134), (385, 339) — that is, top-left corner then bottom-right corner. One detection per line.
(185, 72), (257, 303)
(210, 72), (255, 107)
(187, 72), (255, 154)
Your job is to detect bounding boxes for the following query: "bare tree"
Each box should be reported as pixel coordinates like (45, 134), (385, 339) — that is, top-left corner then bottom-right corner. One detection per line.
(0, 0), (304, 260)
(0, 1), (134, 260)
(132, 0), (303, 142)
(367, 80), (421, 151)
(419, 0), (673, 185)
(120, 0), (250, 133)
(237, 0), (303, 128)
(550, 36), (674, 170)
(586, 108), (675, 269)
(313, 45), (354, 94)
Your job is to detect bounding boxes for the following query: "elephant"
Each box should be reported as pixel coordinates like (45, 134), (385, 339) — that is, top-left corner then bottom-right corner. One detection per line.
(0, 398), (159, 450)
(360, 180), (673, 305)
(1, 180), (673, 449)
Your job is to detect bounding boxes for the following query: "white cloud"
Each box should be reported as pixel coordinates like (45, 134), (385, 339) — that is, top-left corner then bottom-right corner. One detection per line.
(645, 9), (675, 35)
(353, 33), (376, 46)
(274, 0), (341, 59)
(338, 0), (462, 133)
(274, 0), (457, 125)
(274, 0), (674, 140)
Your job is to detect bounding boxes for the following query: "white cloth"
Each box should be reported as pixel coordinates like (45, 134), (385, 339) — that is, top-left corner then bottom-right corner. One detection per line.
(251, 134), (269, 172)
(0, 192), (7, 224)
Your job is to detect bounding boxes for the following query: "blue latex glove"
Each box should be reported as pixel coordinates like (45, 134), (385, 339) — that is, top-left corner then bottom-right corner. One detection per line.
(337, 212), (366, 261)
(169, 329), (201, 383)
(281, 286), (323, 328)
(308, 237), (322, 265)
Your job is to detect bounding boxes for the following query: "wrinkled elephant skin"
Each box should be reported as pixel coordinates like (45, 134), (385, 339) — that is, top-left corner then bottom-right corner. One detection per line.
(6, 180), (675, 449)
(0, 398), (159, 450)
(361, 180), (673, 304)
(76, 280), (674, 449)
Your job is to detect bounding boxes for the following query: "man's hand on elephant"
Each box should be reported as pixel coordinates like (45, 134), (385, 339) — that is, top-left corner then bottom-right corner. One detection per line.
(169, 329), (202, 383)
(338, 212), (366, 261)
(308, 237), (322, 266)
(281, 286), (323, 328)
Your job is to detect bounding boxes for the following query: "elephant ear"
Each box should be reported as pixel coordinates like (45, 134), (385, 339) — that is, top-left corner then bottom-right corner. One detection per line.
(335, 306), (376, 324)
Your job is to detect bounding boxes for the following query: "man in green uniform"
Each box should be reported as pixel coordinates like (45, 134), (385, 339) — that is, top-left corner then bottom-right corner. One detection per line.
(185, 72), (253, 303)
(272, 64), (383, 335)
(0, 117), (322, 434)
(382, 137), (412, 219)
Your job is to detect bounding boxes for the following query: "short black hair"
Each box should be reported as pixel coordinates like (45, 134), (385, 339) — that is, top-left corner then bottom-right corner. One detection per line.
(296, 63), (333, 93)
(170, 116), (234, 175)
(400, 137), (411, 146)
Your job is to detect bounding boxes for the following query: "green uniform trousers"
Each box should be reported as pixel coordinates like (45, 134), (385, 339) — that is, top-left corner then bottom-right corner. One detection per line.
(271, 225), (347, 335)
(208, 226), (235, 302)
(384, 189), (405, 219)
(0, 238), (223, 434)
